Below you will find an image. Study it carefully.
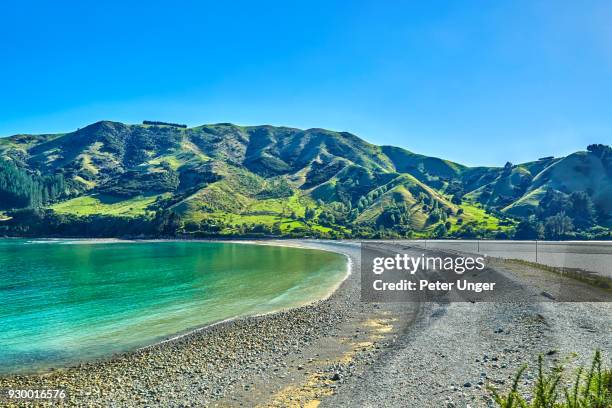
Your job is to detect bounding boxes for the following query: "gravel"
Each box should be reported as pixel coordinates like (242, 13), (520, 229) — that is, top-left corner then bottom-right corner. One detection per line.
(1, 241), (609, 408)
(321, 255), (612, 408)
(0, 242), (417, 407)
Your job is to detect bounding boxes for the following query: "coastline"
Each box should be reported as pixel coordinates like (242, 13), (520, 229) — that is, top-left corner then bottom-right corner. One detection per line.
(0, 239), (416, 407)
(137, 240), (355, 352)
(1, 239), (610, 407)
(0, 239), (353, 372)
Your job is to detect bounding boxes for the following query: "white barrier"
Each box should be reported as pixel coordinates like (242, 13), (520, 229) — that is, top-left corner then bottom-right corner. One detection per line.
(399, 240), (612, 278)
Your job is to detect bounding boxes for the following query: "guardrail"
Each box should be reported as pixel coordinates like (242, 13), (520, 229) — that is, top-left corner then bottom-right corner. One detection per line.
(401, 240), (612, 278)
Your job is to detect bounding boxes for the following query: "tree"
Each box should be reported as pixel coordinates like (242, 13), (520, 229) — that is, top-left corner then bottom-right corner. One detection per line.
(357, 197), (366, 211)
(568, 191), (596, 228)
(538, 189), (570, 218)
(304, 207), (316, 221)
(377, 207), (401, 228)
(154, 210), (181, 235)
(427, 209), (441, 224)
(451, 194), (463, 205)
(0, 159), (66, 210)
(184, 221), (199, 232)
(433, 223), (448, 238)
(454, 221), (481, 238)
(544, 212), (573, 240)
(514, 216), (544, 240)
(318, 210), (336, 227)
(587, 144), (612, 158)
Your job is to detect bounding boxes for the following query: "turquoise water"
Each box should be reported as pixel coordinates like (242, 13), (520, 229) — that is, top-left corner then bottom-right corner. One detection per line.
(0, 240), (347, 374)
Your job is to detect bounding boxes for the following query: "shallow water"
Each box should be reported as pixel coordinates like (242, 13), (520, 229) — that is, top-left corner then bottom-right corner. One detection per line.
(0, 240), (347, 374)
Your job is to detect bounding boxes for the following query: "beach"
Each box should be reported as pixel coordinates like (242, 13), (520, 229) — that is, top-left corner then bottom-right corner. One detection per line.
(0, 241), (416, 407)
(0, 240), (610, 407)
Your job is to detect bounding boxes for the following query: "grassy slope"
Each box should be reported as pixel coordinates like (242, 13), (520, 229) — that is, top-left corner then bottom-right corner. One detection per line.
(2, 121), (605, 237)
(503, 152), (612, 218)
(51, 194), (165, 217)
(34, 123), (511, 236)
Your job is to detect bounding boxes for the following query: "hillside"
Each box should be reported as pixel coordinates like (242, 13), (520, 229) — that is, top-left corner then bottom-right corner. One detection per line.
(0, 121), (610, 239)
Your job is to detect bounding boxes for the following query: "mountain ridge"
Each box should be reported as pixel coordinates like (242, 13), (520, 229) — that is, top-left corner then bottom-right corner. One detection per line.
(0, 120), (610, 239)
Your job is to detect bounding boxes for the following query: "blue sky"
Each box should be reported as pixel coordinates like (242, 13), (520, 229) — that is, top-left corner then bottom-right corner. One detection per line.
(1, 1), (611, 166)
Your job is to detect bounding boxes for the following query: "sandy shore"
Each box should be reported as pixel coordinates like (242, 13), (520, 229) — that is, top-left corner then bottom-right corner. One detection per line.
(1, 240), (610, 407)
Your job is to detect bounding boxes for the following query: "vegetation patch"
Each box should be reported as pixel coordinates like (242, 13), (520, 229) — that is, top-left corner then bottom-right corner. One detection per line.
(50, 194), (164, 217)
(490, 351), (611, 408)
(0, 122), (609, 238)
(507, 259), (612, 290)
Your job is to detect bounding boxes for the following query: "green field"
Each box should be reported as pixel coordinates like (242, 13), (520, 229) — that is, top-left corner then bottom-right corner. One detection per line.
(51, 194), (166, 217)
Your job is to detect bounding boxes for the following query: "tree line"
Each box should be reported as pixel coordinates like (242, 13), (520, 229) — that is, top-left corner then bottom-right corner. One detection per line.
(0, 159), (67, 210)
(143, 121), (187, 128)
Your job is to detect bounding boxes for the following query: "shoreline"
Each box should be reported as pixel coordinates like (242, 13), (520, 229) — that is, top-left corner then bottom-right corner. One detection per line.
(1, 239), (610, 406)
(0, 239), (354, 376)
(138, 240), (355, 354)
(1, 239), (410, 407)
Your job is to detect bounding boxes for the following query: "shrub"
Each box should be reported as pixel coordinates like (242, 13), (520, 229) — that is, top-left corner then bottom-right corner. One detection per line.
(490, 351), (611, 408)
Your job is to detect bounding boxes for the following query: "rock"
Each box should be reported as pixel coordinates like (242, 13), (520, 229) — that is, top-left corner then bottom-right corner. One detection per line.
(330, 372), (342, 381)
(541, 291), (555, 300)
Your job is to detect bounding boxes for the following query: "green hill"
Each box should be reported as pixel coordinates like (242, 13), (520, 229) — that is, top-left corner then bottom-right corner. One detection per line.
(0, 121), (610, 239)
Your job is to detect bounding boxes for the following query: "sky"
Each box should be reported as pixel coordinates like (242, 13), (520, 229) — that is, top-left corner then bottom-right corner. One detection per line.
(1, 1), (611, 166)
